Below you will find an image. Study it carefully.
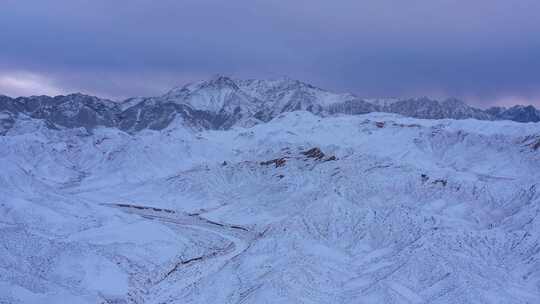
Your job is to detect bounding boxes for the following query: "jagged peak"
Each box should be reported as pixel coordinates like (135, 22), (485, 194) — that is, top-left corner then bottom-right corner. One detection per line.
(442, 97), (466, 104)
(2, 76), (539, 135)
(507, 104), (538, 111)
(17, 94), (54, 100)
(209, 73), (235, 82)
(440, 97), (474, 109)
(164, 74), (240, 99)
(202, 74), (239, 89)
(238, 76), (324, 92)
(54, 93), (98, 101)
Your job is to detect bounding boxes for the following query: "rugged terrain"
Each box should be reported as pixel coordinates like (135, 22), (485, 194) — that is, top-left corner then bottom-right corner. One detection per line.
(1, 76), (539, 138)
(1, 77), (540, 303)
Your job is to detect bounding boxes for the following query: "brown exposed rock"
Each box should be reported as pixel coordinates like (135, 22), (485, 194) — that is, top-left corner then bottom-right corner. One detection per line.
(521, 135), (540, 151)
(260, 158), (287, 168)
(531, 139), (540, 151)
(432, 179), (447, 187)
(375, 121), (385, 128)
(261, 148), (336, 168)
(302, 147), (325, 160)
(113, 203), (176, 213)
(393, 123), (421, 128)
(324, 155), (337, 162)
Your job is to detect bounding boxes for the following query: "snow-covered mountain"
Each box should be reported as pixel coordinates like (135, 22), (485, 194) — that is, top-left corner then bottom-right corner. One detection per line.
(1, 76), (540, 303)
(0, 93), (120, 131)
(380, 97), (493, 120)
(1, 109), (540, 303)
(486, 105), (540, 123)
(1, 76), (539, 135)
(236, 77), (357, 118)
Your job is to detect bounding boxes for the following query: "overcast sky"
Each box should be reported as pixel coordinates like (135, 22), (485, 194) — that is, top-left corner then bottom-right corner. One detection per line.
(1, 0), (539, 107)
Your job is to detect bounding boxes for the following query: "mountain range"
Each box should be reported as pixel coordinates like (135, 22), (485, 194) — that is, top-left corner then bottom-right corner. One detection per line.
(1, 75), (538, 135)
(2, 76), (540, 303)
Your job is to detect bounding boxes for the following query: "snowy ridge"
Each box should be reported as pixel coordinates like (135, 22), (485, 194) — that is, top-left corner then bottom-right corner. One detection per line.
(1, 76), (539, 136)
(486, 105), (540, 123)
(1, 110), (540, 303)
(236, 77), (356, 117)
(163, 75), (262, 114)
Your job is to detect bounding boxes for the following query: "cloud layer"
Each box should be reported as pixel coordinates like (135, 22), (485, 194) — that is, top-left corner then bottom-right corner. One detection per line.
(1, 0), (539, 106)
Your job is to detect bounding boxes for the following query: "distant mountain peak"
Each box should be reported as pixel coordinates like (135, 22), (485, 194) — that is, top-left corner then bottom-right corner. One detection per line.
(1, 76), (538, 135)
(492, 104), (540, 122)
(209, 73), (235, 81)
(200, 74), (239, 88)
(165, 75), (240, 98)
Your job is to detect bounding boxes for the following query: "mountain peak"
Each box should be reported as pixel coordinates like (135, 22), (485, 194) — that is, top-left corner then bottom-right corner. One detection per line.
(166, 75), (239, 98)
(497, 104), (540, 122)
(160, 75), (259, 115)
(209, 73), (234, 82)
(203, 74), (239, 89)
(1, 76), (539, 136)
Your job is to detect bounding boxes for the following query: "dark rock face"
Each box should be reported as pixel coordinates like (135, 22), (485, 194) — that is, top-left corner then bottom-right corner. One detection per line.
(485, 106), (505, 117)
(2, 94), (121, 131)
(328, 99), (379, 115)
(383, 98), (492, 120)
(260, 158), (287, 168)
(302, 148), (326, 160)
(487, 105), (540, 123)
(259, 147), (336, 168)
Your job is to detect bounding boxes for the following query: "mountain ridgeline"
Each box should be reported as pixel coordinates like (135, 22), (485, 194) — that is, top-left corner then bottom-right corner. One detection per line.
(1, 75), (539, 134)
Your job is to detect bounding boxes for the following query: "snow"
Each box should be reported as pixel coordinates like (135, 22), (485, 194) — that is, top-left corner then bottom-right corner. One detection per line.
(1, 110), (540, 303)
(0, 112), (12, 119)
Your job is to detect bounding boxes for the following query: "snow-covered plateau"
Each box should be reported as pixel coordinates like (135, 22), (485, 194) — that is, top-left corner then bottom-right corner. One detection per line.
(1, 77), (540, 303)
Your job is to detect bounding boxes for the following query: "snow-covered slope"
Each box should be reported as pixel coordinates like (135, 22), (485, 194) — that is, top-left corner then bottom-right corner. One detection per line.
(236, 77), (356, 118)
(1, 110), (540, 303)
(165, 75), (262, 114)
